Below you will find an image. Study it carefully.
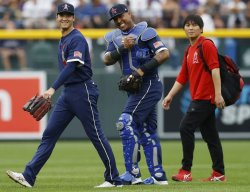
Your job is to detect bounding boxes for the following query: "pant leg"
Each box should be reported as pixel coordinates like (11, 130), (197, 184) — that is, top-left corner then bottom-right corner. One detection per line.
(23, 95), (74, 186)
(200, 108), (225, 174)
(125, 79), (166, 178)
(180, 100), (213, 171)
(140, 108), (166, 180)
(71, 82), (120, 182)
(116, 113), (141, 174)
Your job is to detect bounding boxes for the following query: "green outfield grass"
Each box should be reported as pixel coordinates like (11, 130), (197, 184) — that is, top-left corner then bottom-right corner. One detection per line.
(0, 140), (249, 192)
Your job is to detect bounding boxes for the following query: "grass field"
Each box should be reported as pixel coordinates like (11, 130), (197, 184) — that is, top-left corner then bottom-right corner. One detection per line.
(0, 140), (249, 192)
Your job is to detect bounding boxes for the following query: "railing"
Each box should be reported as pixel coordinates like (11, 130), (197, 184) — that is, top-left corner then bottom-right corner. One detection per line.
(0, 28), (250, 39)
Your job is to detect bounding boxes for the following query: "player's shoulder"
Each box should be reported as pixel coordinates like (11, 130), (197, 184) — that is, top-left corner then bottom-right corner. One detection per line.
(70, 29), (86, 41)
(140, 25), (158, 42)
(199, 37), (213, 45)
(73, 29), (84, 37)
(104, 29), (120, 43)
(201, 38), (217, 50)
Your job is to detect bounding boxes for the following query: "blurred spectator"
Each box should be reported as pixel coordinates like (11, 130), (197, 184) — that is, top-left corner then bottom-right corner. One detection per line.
(197, 6), (220, 46)
(88, 0), (109, 28)
(205, 0), (221, 16)
(1, 0), (24, 27)
(225, 0), (247, 64)
(227, 0), (247, 28)
(246, 1), (250, 27)
(46, 0), (64, 28)
(126, 0), (148, 23)
(179, 0), (200, 18)
(140, 0), (163, 28)
(22, 0), (53, 29)
(64, 0), (80, 7)
(162, 0), (181, 28)
(0, 20), (27, 70)
(198, 7), (215, 31)
(213, 12), (225, 28)
(75, 0), (92, 28)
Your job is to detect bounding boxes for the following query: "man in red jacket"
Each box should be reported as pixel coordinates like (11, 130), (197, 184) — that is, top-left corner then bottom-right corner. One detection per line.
(162, 14), (226, 182)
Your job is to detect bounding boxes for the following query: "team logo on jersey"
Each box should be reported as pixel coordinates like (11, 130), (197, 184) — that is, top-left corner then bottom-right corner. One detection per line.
(74, 51), (82, 59)
(193, 51), (199, 64)
(63, 4), (69, 11)
(153, 41), (163, 49)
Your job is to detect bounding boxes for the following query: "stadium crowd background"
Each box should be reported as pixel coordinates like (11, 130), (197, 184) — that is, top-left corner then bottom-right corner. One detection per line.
(0, 0), (250, 29)
(0, 0), (249, 71)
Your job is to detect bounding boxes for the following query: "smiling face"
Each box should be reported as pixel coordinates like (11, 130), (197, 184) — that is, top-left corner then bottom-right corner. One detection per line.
(113, 12), (134, 32)
(57, 12), (74, 33)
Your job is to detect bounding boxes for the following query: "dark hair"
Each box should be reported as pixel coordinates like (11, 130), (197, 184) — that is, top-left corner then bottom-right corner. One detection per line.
(183, 15), (204, 29)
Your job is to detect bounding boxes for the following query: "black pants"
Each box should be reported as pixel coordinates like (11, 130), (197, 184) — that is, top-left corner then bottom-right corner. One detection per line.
(180, 100), (225, 174)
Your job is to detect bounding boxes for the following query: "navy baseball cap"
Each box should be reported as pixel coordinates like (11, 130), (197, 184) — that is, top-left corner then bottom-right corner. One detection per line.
(109, 4), (128, 21)
(57, 3), (74, 15)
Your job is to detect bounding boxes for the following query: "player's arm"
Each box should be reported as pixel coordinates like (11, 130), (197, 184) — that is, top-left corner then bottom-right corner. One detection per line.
(211, 68), (225, 109)
(103, 49), (122, 66)
(202, 40), (225, 109)
(43, 62), (77, 99)
(103, 31), (120, 66)
(137, 49), (170, 76)
(136, 28), (170, 76)
(162, 81), (183, 110)
(51, 62), (76, 90)
(104, 36), (135, 66)
(162, 53), (189, 110)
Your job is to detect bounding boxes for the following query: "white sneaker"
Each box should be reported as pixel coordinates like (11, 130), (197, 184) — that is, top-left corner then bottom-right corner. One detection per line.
(6, 170), (32, 188)
(143, 176), (168, 185)
(95, 181), (123, 188)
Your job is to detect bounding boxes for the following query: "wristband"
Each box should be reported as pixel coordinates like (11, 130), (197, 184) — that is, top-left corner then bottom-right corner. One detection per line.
(110, 49), (121, 61)
(140, 58), (160, 73)
(110, 46), (125, 61)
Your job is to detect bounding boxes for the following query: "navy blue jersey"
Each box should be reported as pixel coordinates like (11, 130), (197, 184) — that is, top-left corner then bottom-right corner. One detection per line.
(105, 22), (168, 77)
(58, 29), (92, 85)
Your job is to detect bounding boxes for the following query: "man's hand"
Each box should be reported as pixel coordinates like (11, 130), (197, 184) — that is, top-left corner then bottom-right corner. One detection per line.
(122, 36), (135, 49)
(215, 94), (225, 109)
(43, 87), (55, 99)
(162, 95), (173, 110)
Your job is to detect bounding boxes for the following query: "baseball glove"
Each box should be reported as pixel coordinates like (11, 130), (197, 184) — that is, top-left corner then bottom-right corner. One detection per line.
(118, 74), (142, 93)
(23, 95), (52, 121)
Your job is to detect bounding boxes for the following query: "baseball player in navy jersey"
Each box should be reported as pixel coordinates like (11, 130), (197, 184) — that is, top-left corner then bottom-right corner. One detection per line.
(6, 3), (122, 188)
(104, 4), (170, 185)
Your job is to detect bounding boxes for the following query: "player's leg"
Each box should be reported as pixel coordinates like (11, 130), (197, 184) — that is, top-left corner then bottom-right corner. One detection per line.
(172, 100), (212, 182)
(20, 95), (74, 186)
(200, 105), (225, 180)
(116, 113), (142, 184)
(74, 82), (121, 185)
(140, 110), (168, 185)
(123, 78), (165, 184)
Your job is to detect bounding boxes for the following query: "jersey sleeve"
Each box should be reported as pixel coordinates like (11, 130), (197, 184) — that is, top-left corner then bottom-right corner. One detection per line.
(67, 35), (87, 65)
(51, 62), (76, 90)
(146, 36), (168, 55)
(105, 41), (116, 53)
(202, 40), (219, 70)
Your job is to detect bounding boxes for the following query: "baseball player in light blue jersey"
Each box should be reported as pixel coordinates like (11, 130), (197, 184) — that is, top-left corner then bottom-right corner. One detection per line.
(6, 3), (122, 188)
(104, 4), (170, 185)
